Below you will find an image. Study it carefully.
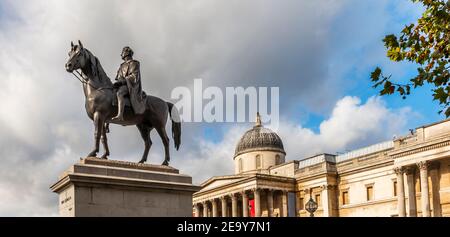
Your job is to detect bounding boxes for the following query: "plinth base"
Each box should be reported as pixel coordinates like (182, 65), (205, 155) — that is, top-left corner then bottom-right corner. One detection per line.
(50, 157), (200, 217)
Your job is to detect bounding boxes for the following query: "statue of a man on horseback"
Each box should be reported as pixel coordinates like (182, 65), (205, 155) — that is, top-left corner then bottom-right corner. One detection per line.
(64, 41), (181, 165)
(112, 46), (146, 121)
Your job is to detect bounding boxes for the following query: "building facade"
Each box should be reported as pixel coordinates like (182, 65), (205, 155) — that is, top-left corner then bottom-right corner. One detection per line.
(193, 115), (450, 217)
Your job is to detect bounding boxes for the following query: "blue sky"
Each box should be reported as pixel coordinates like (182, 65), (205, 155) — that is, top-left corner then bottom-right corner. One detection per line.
(306, 1), (440, 130)
(201, 0), (443, 140)
(0, 0), (446, 216)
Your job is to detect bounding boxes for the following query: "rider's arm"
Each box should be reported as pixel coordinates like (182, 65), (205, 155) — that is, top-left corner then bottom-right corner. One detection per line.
(115, 66), (123, 81)
(125, 61), (140, 83)
(113, 66), (126, 87)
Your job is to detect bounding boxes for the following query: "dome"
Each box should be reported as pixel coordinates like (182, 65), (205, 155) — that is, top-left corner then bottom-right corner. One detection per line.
(234, 113), (285, 158)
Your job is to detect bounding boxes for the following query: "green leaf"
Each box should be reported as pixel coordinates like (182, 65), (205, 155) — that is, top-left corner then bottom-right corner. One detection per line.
(371, 67), (382, 81)
(433, 87), (448, 103)
(445, 107), (450, 117)
(370, 0), (450, 117)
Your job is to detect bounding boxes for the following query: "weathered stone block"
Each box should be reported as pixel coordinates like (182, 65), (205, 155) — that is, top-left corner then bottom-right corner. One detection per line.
(50, 157), (200, 217)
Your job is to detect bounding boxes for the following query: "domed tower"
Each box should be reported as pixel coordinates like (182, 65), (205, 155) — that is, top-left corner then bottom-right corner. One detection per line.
(233, 113), (286, 174)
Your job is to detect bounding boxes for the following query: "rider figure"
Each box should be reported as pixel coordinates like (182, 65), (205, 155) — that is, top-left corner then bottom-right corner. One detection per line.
(112, 46), (146, 121)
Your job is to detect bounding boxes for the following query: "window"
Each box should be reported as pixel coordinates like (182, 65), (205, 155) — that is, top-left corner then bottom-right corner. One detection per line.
(393, 181), (397, 197)
(299, 198), (304, 210)
(239, 158), (243, 172)
(315, 194), (321, 206)
(256, 155), (262, 169)
(342, 191), (349, 205)
(366, 186), (374, 201)
(275, 154), (281, 164)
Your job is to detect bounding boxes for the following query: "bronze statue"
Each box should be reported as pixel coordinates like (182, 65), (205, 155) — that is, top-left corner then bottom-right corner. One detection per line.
(65, 40), (181, 165)
(112, 46), (146, 121)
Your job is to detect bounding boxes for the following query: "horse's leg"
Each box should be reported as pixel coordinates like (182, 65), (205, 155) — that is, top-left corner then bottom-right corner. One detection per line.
(100, 123), (110, 159)
(155, 126), (170, 166)
(137, 124), (152, 163)
(87, 112), (103, 157)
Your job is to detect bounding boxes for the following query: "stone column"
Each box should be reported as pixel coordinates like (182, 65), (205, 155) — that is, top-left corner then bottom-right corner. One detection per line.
(295, 192), (301, 217)
(254, 189), (261, 217)
(221, 196), (228, 217)
(281, 190), (288, 217)
(394, 167), (406, 217)
(202, 201), (208, 217)
(417, 161), (430, 217)
(267, 189), (274, 217)
(321, 185), (331, 217)
(405, 167), (417, 217)
(194, 203), (200, 217)
(429, 161), (442, 217)
(212, 199), (218, 217)
(231, 193), (238, 217)
(242, 191), (249, 217)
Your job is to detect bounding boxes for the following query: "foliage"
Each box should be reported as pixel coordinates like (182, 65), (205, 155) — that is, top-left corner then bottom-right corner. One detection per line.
(371, 0), (450, 116)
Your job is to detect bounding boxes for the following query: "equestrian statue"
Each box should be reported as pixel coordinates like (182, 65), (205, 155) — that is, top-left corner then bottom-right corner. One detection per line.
(65, 40), (181, 165)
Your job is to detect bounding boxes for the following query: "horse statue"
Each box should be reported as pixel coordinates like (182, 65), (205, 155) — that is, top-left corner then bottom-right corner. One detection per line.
(64, 40), (181, 165)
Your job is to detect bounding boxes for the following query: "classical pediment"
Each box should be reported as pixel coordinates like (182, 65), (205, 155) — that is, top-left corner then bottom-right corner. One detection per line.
(199, 175), (250, 192)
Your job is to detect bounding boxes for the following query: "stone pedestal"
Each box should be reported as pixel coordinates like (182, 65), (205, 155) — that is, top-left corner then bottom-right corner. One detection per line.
(50, 157), (201, 217)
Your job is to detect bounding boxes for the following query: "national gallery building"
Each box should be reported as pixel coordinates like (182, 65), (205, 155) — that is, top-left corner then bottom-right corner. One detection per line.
(192, 114), (450, 217)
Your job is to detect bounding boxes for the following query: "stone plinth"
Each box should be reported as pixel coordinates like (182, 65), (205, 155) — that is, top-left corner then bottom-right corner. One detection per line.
(50, 157), (201, 217)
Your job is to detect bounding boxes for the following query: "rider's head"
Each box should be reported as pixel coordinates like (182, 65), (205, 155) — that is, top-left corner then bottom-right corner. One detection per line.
(121, 46), (134, 60)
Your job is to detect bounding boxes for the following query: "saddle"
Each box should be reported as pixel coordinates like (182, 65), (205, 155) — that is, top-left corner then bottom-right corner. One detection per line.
(111, 95), (132, 107)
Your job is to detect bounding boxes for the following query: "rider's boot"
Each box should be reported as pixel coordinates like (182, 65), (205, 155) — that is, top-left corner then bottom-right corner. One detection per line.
(112, 95), (125, 121)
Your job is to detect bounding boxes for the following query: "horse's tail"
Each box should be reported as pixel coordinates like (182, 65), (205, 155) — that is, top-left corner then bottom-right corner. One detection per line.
(167, 102), (181, 150)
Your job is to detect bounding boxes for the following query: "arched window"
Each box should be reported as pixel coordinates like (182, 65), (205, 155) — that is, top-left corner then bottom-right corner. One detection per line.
(239, 158), (243, 172)
(275, 154), (281, 164)
(256, 155), (262, 169)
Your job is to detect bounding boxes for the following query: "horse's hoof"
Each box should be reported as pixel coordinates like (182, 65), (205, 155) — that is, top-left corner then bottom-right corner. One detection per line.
(87, 152), (97, 158)
(162, 161), (169, 166)
(100, 154), (109, 159)
(138, 159), (146, 164)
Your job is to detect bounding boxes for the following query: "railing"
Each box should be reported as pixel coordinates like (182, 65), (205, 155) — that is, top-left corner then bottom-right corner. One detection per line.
(335, 141), (393, 163)
(298, 154), (335, 169)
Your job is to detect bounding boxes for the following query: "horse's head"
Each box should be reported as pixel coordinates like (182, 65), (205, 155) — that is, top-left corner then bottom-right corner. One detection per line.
(65, 40), (88, 73)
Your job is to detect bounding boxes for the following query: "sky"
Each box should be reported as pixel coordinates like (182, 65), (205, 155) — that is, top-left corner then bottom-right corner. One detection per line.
(0, 0), (444, 216)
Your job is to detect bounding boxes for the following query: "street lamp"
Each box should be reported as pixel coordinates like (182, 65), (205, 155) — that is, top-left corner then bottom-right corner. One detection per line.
(305, 189), (318, 217)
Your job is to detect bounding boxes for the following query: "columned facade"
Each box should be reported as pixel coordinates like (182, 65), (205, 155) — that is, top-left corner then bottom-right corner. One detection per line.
(231, 193), (238, 217)
(242, 191), (249, 217)
(405, 167), (417, 217)
(281, 191), (288, 217)
(266, 190), (274, 217)
(417, 161), (431, 217)
(212, 199), (218, 217)
(193, 116), (450, 217)
(254, 188), (261, 217)
(391, 159), (443, 217)
(321, 185), (336, 217)
(193, 187), (295, 217)
(429, 162), (442, 217)
(202, 201), (209, 217)
(221, 196), (228, 217)
(394, 167), (406, 217)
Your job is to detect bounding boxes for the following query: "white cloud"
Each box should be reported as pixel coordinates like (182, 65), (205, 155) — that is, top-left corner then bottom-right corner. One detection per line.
(279, 96), (414, 159)
(175, 96), (414, 184)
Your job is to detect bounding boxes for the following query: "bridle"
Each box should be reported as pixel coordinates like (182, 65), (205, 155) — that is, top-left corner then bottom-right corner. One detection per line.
(69, 51), (113, 91)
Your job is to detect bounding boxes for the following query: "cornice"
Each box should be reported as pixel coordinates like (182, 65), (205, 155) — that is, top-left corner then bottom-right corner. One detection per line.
(390, 138), (450, 159)
(194, 173), (296, 198)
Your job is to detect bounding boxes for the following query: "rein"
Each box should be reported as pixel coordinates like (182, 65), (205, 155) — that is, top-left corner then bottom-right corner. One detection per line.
(71, 70), (113, 91)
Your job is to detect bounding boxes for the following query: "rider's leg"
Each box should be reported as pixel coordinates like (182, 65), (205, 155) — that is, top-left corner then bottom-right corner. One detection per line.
(112, 85), (127, 120)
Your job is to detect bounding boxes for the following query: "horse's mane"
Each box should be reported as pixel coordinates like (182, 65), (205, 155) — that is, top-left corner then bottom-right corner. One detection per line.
(84, 48), (113, 86)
